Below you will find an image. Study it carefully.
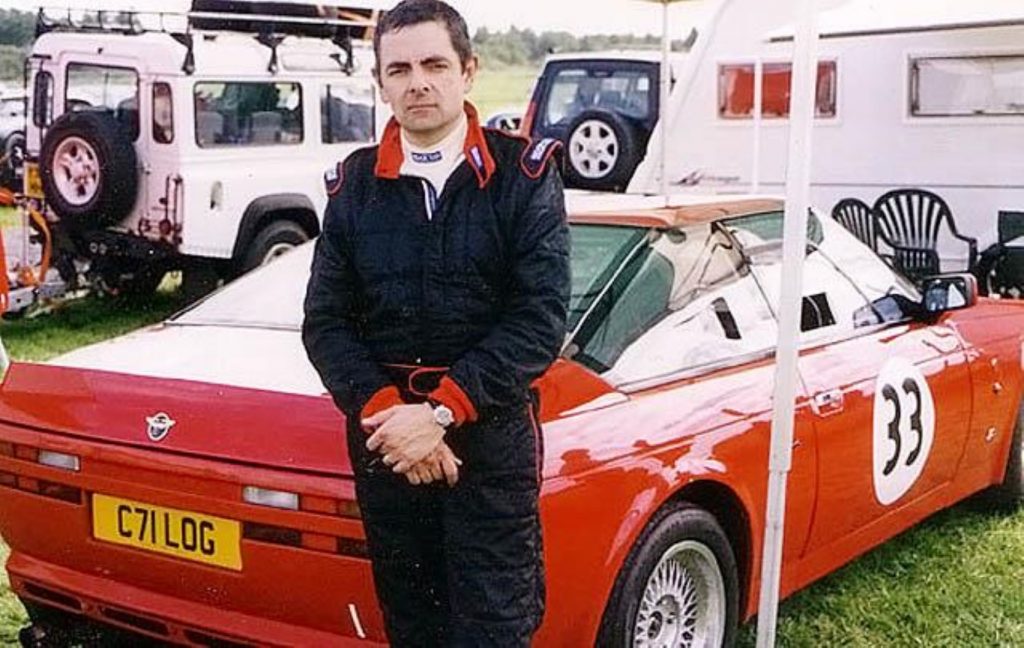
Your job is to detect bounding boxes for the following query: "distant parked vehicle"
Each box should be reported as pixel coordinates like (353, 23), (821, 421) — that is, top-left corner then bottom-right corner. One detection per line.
(20, 3), (385, 303)
(521, 51), (685, 192)
(0, 94), (25, 190)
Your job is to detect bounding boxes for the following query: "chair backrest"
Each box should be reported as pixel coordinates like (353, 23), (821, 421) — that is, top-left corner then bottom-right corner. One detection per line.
(872, 188), (953, 250)
(196, 110), (224, 146)
(831, 198), (877, 250)
(249, 110), (282, 143)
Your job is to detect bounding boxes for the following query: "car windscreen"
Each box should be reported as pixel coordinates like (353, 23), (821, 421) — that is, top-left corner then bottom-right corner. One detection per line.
(174, 225), (653, 332)
(544, 66), (654, 127)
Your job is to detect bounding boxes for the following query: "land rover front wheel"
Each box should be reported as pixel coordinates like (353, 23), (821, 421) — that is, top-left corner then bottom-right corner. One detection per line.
(240, 220), (310, 274)
(40, 111), (138, 230)
(599, 503), (739, 647)
(564, 109), (640, 192)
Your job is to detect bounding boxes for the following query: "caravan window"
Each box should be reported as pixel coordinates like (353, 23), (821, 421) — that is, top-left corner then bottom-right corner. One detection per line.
(718, 61), (837, 120)
(910, 55), (1024, 118)
(65, 64), (139, 140)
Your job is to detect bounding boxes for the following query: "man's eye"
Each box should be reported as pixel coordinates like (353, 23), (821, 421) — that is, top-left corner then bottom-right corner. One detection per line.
(430, 62), (449, 71)
(387, 69), (408, 77)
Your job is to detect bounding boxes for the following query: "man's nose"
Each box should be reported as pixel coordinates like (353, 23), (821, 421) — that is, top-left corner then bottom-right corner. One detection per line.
(408, 65), (430, 93)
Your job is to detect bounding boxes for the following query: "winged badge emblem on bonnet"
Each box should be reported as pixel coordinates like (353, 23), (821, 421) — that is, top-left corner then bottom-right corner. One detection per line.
(146, 413), (176, 442)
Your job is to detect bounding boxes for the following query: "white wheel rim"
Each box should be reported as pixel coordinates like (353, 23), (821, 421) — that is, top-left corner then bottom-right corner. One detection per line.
(262, 241), (296, 265)
(632, 540), (726, 648)
(52, 136), (100, 206)
(569, 119), (619, 179)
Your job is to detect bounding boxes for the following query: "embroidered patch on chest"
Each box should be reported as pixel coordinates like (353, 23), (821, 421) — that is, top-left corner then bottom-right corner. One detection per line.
(411, 151), (443, 164)
(519, 137), (563, 179)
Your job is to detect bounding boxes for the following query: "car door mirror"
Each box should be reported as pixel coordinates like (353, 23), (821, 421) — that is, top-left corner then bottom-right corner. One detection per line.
(921, 273), (978, 314)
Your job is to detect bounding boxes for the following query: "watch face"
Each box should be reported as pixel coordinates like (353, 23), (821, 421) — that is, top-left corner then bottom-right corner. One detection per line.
(434, 405), (454, 427)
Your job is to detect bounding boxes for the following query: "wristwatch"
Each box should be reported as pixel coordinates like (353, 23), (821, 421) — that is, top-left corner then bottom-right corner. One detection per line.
(430, 402), (455, 429)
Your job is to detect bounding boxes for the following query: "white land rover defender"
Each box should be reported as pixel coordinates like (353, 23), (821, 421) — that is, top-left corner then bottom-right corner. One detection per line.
(21, 4), (384, 298)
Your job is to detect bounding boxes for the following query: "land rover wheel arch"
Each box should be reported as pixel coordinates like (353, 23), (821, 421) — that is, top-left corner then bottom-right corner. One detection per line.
(40, 110), (138, 230)
(564, 109), (641, 192)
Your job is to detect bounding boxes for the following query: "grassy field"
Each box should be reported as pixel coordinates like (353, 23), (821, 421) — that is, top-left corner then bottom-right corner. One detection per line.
(469, 64), (538, 121)
(0, 69), (1023, 646)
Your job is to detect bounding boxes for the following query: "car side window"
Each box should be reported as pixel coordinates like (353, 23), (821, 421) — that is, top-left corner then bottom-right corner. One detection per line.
(737, 211), (921, 345)
(194, 81), (303, 147)
(321, 83), (375, 144)
(569, 225), (778, 387)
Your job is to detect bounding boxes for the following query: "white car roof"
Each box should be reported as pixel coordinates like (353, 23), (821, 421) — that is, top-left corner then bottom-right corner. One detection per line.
(544, 49), (688, 65)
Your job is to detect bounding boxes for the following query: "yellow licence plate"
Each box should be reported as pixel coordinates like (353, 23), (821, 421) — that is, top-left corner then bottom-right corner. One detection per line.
(24, 162), (42, 200)
(92, 494), (242, 571)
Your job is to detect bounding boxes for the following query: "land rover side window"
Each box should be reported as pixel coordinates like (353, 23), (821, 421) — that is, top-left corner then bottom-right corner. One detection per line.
(544, 68), (654, 127)
(910, 54), (1024, 117)
(152, 82), (173, 144)
(193, 82), (303, 147)
(32, 70), (53, 127)
(568, 223), (777, 386)
(321, 83), (374, 143)
(736, 211), (919, 345)
(65, 64), (139, 140)
(718, 61), (837, 119)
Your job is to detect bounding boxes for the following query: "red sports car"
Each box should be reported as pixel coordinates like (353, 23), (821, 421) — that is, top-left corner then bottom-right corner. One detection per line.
(0, 196), (1021, 647)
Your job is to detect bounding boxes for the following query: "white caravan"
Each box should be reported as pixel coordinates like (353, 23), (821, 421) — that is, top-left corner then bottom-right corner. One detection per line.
(629, 0), (1024, 267)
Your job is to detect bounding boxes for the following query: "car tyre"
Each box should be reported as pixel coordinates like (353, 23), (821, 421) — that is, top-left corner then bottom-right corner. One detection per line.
(563, 109), (640, 192)
(40, 110), (138, 230)
(598, 502), (739, 648)
(983, 401), (1023, 509)
(239, 220), (309, 274)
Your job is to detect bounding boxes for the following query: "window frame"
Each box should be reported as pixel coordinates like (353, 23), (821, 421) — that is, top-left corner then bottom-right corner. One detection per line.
(716, 59), (839, 121)
(64, 62), (141, 141)
(320, 81), (376, 145)
(908, 52), (1024, 119)
(32, 70), (54, 128)
(192, 80), (305, 149)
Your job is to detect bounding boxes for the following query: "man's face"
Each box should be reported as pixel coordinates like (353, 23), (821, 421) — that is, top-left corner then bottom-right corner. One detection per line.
(377, 20), (477, 144)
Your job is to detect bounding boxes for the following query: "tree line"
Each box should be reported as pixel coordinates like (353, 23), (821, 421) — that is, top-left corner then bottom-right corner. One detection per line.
(473, 26), (687, 68)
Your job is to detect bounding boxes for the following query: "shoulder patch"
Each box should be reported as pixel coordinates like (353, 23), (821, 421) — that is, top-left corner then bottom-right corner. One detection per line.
(519, 137), (563, 180)
(324, 161), (345, 197)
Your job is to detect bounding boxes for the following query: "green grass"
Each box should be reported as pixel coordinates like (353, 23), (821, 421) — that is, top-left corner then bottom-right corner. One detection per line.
(469, 64), (539, 120)
(1, 290), (185, 362)
(0, 541), (21, 647)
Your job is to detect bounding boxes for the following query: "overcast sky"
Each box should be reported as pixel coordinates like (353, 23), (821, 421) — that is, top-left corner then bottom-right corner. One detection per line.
(0, 0), (712, 36)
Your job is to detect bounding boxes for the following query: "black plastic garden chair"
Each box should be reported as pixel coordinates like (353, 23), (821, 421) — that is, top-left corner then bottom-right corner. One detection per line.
(872, 188), (977, 282)
(831, 197), (878, 251)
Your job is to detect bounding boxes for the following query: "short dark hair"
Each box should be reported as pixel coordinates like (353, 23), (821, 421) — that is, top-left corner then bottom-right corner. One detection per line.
(374, 0), (474, 70)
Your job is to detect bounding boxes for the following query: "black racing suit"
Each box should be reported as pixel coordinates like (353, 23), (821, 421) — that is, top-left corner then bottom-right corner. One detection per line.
(302, 105), (570, 647)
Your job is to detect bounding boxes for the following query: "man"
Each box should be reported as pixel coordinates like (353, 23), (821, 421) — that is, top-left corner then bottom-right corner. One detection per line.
(301, 1), (570, 645)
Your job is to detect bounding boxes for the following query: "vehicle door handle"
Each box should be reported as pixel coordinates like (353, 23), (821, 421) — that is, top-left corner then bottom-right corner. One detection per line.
(812, 389), (844, 417)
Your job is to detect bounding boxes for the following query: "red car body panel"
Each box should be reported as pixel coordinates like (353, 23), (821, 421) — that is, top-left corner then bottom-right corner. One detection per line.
(0, 201), (1022, 645)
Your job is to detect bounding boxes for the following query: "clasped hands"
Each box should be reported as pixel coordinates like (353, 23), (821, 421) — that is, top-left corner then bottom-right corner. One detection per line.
(363, 403), (462, 486)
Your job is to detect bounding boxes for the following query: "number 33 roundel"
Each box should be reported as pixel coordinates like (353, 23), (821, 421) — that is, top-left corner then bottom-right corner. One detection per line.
(872, 357), (936, 505)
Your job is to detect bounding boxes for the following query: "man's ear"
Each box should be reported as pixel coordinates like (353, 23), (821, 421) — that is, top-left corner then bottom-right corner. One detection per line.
(463, 54), (480, 92)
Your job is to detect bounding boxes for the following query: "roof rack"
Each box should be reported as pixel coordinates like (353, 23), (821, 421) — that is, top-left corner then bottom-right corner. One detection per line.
(35, 5), (380, 75)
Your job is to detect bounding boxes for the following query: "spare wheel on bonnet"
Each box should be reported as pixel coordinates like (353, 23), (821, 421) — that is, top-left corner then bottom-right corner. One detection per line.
(40, 110), (138, 229)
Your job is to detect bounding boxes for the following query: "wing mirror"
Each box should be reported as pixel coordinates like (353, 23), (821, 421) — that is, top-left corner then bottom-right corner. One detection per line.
(921, 273), (978, 314)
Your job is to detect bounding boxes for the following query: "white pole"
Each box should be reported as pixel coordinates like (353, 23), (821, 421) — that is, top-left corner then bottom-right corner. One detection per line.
(755, 0), (819, 645)
(659, 0), (671, 201)
(751, 57), (763, 193)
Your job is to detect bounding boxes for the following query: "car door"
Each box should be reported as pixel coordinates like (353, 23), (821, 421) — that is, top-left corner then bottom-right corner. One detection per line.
(742, 213), (973, 556)
(566, 219), (819, 563)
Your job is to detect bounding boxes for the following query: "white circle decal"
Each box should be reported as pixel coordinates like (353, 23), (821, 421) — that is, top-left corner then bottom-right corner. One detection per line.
(872, 357), (935, 505)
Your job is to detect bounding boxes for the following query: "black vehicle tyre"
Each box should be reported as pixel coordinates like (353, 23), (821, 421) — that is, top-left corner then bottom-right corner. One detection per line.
(40, 110), (138, 230)
(598, 502), (739, 648)
(239, 220), (309, 274)
(181, 257), (225, 304)
(563, 109), (640, 192)
(982, 401), (1023, 510)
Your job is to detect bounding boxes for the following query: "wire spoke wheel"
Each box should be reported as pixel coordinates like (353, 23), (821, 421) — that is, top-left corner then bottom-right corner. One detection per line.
(632, 540), (726, 648)
(569, 119), (620, 179)
(52, 136), (100, 206)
